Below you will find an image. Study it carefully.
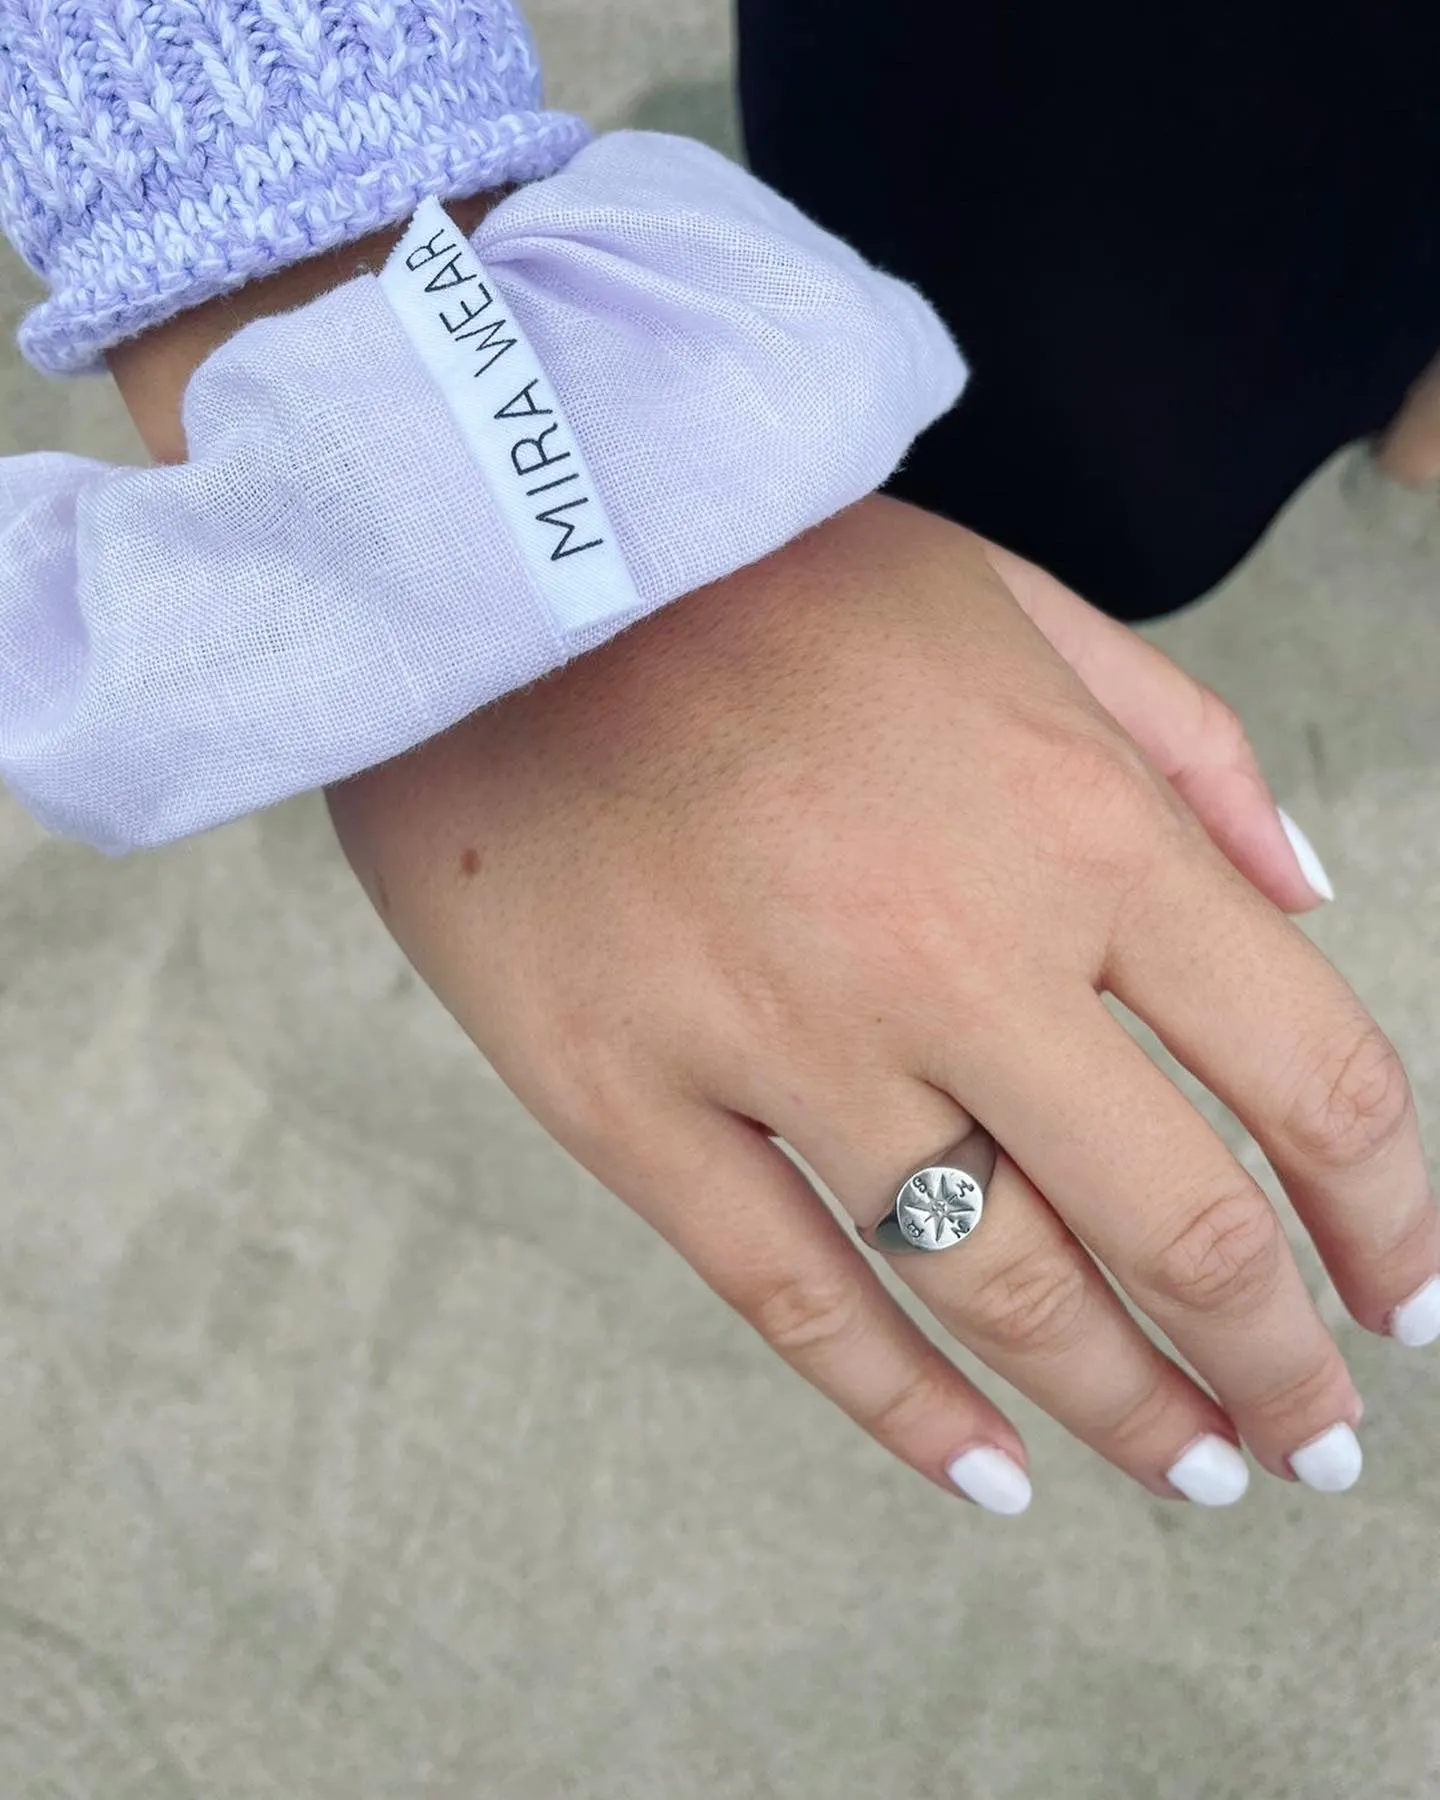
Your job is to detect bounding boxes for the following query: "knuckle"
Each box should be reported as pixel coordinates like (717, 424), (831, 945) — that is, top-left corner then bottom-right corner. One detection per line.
(716, 950), (804, 1050)
(1283, 1023), (1414, 1169)
(542, 1034), (641, 1150)
(1095, 1365), (1177, 1457)
(1014, 721), (1174, 896)
(1372, 1205), (1440, 1286)
(744, 1268), (867, 1360)
(862, 1360), (957, 1439)
(967, 1249), (1091, 1356)
(1052, 730), (1155, 831)
(1245, 1356), (1352, 1436)
(1142, 1187), (1283, 1316)
(1193, 683), (1252, 767)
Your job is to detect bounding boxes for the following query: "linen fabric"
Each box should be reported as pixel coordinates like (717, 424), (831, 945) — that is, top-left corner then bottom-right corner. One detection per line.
(0, 133), (966, 849)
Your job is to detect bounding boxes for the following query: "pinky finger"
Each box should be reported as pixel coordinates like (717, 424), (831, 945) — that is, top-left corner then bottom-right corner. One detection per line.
(598, 1104), (1034, 1515)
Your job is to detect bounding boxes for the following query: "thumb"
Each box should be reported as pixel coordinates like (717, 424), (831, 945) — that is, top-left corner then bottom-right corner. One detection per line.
(982, 540), (1333, 914)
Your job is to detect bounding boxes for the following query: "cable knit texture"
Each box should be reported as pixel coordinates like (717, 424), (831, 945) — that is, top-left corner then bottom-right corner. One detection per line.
(0, 0), (589, 375)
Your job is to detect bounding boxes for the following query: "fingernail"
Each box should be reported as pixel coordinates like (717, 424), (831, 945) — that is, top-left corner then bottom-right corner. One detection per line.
(946, 1447), (1033, 1515)
(1390, 1274), (1440, 1347)
(1289, 1423), (1363, 1493)
(1166, 1434), (1251, 1507)
(1277, 807), (1336, 903)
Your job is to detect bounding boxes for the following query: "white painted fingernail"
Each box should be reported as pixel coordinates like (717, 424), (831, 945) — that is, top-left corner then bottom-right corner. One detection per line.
(1277, 807), (1336, 903)
(1390, 1275), (1440, 1347)
(1166, 1435), (1251, 1507)
(946, 1447), (1033, 1515)
(1289, 1423), (1363, 1493)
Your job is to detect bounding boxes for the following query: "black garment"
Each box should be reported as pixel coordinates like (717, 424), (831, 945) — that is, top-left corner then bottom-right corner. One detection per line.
(738, 1), (1440, 619)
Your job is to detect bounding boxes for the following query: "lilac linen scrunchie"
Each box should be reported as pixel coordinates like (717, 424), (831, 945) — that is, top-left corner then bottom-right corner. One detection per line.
(0, 132), (967, 851)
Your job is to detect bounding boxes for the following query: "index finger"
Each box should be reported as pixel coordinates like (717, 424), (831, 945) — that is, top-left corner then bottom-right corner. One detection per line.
(1107, 839), (1440, 1348)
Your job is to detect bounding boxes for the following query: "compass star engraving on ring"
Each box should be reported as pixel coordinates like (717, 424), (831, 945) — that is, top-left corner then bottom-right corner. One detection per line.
(896, 1167), (983, 1250)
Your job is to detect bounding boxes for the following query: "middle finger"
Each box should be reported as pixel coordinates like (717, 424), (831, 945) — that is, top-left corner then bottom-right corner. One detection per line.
(933, 994), (1367, 1491)
(781, 1080), (1254, 1505)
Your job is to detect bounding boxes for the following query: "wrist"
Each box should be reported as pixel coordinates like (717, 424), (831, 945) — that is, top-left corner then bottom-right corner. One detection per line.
(106, 189), (508, 465)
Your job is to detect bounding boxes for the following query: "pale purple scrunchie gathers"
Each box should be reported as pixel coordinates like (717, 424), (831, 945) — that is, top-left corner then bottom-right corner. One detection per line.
(0, 0), (588, 375)
(0, 4), (968, 852)
(0, 132), (968, 850)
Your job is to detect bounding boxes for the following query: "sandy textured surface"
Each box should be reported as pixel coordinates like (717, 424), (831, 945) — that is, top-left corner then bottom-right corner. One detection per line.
(1, 6), (1437, 1795)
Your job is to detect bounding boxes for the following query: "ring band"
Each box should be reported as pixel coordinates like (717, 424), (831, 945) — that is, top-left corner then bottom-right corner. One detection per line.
(860, 1129), (997, 1254)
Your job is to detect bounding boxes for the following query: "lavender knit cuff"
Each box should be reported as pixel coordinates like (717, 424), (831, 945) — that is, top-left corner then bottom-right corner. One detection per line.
(0, 0), (589, 377)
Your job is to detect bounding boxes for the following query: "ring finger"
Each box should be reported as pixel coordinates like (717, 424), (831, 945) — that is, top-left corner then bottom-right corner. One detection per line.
(783, 1084), (1254, 1507)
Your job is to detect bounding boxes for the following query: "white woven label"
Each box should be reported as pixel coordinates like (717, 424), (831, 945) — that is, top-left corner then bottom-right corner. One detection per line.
(379, 196), (640, 637)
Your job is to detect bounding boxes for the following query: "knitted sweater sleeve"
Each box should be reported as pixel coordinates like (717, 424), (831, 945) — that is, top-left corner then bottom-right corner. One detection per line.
(0, 11), (967, 853)
(0, 0), (589, 376)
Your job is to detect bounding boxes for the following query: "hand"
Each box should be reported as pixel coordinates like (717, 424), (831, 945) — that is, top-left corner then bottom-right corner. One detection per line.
(328, 496), (1437, 1511)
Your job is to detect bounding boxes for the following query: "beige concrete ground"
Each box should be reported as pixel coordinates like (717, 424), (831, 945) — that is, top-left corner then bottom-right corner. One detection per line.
(1, 6), (1438, 1796)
